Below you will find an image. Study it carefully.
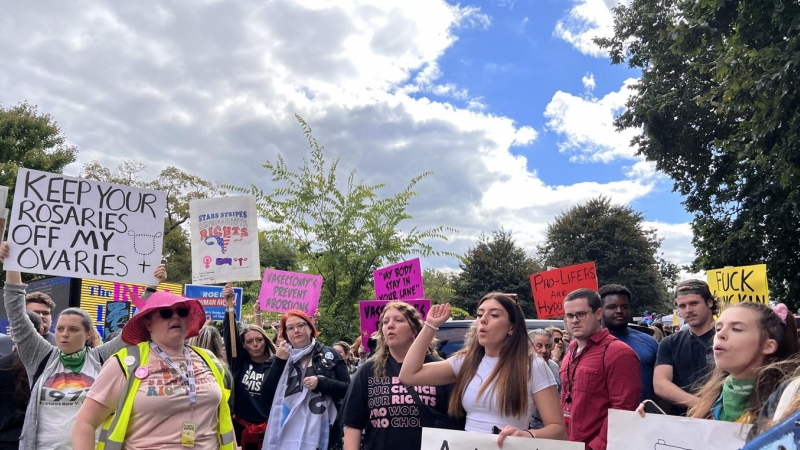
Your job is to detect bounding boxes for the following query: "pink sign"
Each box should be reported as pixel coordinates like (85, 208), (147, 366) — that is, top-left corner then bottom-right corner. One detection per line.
(373, 258), (424, 301)
(258, 268), (323, 315)
(359, 299), (431, 352)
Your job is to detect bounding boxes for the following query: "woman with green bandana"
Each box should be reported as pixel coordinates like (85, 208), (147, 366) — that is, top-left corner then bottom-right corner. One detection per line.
(0, 241), (166, 450)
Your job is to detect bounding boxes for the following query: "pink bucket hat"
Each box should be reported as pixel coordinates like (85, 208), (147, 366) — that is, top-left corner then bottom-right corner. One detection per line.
(122, 291), (206, 345)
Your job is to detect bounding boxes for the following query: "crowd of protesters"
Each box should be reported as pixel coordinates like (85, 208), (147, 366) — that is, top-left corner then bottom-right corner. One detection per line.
(2, 238), (800, 449)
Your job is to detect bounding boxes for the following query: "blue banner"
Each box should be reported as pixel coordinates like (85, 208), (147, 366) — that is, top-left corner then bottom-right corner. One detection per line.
(184, 284), (243, 321)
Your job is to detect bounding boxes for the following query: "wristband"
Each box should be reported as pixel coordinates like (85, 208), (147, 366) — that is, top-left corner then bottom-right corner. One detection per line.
(424, 322), (439, 331)
(526, 430), (535, 439)
(255, 312), (262, 316)
(145, 286), (157, 293)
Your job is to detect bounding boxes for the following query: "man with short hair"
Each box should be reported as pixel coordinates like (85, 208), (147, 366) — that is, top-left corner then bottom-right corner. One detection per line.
(0, 291), (57, 356)
(654, 279), (717, 416)
(529, 329), (561, 391)
(561, 288), (640, 450)
(599, 284), (659, 402)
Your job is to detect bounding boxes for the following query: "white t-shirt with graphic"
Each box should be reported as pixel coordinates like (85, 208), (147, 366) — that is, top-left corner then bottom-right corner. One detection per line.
(448, 353), (556, 433)
(36, 359), (100, 449)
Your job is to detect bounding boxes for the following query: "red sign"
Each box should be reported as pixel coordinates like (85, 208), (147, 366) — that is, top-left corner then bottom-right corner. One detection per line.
(530, 262), (599, 319)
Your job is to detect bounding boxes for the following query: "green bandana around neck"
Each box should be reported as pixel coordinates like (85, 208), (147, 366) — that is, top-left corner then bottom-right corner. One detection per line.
(720, 375), (754, 422)
(60, 346), (88, 373)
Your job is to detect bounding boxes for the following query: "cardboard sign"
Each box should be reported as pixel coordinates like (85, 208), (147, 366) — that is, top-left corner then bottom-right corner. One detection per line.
(4, 169), (167, 285)
(373, 258), (424, 301)
(529, 262), (598, 319)
(707, 264), (769, 311)
(607, 409), (749, 450)
(184, 284), (243, 321)
(189, 196), (260, 284)
(104, 301), (131, 337)
(81, 279), (183, 335)
(258, 268), (323, 315)
(359, 299), (430, 351)
(421, 428), (583, 450)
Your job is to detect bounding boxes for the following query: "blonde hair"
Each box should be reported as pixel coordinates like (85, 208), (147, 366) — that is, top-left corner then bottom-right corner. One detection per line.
(190, 326), (227, 366)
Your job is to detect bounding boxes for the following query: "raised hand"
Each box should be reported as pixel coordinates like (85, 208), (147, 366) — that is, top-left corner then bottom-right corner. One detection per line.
(276, 340), (290, 360)
(0, 241), (9, 262)
(153, 264), (167, 283)
(426, 303), (451, 329)
(222, 283), (235, 308)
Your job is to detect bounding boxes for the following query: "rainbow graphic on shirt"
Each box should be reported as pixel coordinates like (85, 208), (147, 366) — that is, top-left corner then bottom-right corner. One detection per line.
(43, 372), (96, 390)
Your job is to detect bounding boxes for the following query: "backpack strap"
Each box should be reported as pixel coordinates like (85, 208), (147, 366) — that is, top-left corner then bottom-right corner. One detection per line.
(31, 349), (54, 388)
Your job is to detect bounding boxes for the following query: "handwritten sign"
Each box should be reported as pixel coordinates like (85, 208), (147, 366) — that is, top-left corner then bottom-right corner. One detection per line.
(607, 409), (748, 450)
(104, 301), (131, 337)
(189, 196), (260, 284)
(530, 262), (598, 319)
(359, 299), (430, 351)
(373, 258), (424, 301)
(421, 428), (583, 450)
(184, 284), (243, 321)
(707, 264), (768, 311)
(4, 169), (167, 285)
(258, 268), (323, 315)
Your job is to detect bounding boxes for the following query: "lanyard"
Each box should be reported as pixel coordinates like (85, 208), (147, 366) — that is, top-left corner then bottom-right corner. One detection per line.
(150, 342), (196, 405)
(565, 343), (587, 404)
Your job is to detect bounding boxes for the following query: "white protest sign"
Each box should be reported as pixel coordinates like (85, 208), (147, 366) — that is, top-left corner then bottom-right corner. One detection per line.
(189, 196), (260, 284)
(4, 168), (166, 285)
(421, 428), (583, 450)
(607, 409), (750, 450)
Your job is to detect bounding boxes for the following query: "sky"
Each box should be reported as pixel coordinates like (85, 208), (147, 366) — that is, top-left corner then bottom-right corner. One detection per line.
(0, 0), (698, 274)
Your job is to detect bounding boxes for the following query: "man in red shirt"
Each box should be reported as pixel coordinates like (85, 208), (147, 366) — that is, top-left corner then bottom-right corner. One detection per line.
(560, 288), (641, 450)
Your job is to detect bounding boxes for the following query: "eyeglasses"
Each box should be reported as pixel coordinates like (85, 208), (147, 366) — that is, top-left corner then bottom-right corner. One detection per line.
(565, 310), (593, 322)
(553, 337), (563, 343)
(158, 308), (190, 319)
(285, 322), (309, 333)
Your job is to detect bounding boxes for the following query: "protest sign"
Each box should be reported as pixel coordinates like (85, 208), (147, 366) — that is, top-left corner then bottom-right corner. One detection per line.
(81, 278), (183, 335)
(4, 169), (167, 285)
(421, 428), (583, 450)
(607, 409), (749, 450)
(258, 268), (323, 315)
(359, 299), (430, 351)
(707, 264), (768, 311)
(373, 258), (424, 301)
(189, 196), (260, 284)
(529, 262), (598, 319)
(104, 301), (131, 337)
(184, 284), (243, 321)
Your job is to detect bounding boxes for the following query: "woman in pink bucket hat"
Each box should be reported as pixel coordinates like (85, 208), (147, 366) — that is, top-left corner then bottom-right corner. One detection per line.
(73, 284), (237, 449)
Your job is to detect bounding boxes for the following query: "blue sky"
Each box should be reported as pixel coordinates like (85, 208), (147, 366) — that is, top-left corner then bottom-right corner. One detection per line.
(0, 0), (697, 272)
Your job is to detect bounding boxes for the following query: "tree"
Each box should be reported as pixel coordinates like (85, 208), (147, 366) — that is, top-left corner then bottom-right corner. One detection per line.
(453, 228), (542, 318)
(596, 0), (800, 308)
(228, 115), (456, 343)
(0, 102), (78, 283)
(80, 160), (222, 284)
(422, 269), (458, 305)
(538, 197), (674, 314)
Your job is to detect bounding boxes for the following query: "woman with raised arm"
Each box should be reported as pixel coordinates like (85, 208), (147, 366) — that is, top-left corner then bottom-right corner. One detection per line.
(0, 241), (166, 450)
(399, 294), (566, 447)
(221, 283), (276, 450)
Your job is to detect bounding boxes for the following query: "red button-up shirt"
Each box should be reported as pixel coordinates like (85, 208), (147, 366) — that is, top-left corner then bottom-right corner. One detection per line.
(560, 328), (641, 450)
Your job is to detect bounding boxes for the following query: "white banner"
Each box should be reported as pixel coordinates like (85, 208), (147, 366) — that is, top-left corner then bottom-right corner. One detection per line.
(608, 409), (750, 450)
(189, 196), (260, 284)
(4, 168), (166, 285)
(421, 428), (583, 450)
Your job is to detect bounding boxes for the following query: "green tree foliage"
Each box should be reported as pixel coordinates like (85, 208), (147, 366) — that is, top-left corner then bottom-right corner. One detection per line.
(0, 102), (78, 283)
(228, 115), (456, 343)
(453, 228), (542, 318)
(596, 0), (800, 307)
(422, 268), (458, 305)
(80, 160), (221, 284)
(538, 197), (674, 314)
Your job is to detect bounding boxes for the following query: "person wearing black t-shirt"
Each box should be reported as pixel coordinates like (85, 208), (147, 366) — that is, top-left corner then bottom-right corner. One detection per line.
(654, 279), (718, 415)
(222, 284), (277, 450)
(343, 301), (453, 450)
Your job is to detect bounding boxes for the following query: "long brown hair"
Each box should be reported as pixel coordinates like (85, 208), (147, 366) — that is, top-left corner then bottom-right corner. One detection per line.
(690, 302), (799, 421)
(372, 301), (433, 379)
(448, 293), (533, 419)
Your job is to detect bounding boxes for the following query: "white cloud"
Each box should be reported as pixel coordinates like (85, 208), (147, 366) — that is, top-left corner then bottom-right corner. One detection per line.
(582, 72), (596, 91)
(544, 77), (640, 163)
(554, 0), (628, 57)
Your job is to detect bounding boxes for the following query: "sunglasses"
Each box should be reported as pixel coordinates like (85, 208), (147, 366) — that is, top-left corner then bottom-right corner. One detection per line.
(158, 308), (190, 319)
(553, 337), (563, 343)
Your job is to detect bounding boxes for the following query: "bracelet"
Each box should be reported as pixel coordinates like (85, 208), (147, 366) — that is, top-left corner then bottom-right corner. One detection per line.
(526, 430), (535, 439)
(145, 286), (157, 293)
(424, 322), (439, 331)
(255, 312), (262, 316)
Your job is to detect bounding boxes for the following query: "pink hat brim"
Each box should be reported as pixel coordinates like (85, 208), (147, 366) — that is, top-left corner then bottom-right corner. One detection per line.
(121, 291), (206, 345)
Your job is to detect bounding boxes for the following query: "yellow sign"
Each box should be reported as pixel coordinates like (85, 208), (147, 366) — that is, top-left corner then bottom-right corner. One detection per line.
(707, 264), (768, 311)
(80, 279), (183, 330)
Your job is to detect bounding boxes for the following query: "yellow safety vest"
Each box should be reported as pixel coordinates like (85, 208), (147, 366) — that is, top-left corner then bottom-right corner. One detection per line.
(96, 342), (235, 450)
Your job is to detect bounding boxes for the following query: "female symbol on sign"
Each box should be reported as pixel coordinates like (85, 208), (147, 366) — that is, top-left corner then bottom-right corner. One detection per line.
(127, 230), (163, 273)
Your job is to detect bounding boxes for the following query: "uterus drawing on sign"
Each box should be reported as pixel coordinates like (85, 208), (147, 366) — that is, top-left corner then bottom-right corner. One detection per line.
(204, 234), (243, 254)
(128, 230), (163, 273)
